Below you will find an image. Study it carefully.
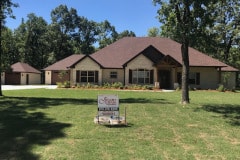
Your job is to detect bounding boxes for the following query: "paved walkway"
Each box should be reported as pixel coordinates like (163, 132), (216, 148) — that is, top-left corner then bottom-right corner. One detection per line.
(2, 85), (57, 90)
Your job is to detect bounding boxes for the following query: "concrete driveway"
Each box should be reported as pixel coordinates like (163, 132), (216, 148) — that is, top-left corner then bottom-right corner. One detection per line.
(2, 85), (57, 90)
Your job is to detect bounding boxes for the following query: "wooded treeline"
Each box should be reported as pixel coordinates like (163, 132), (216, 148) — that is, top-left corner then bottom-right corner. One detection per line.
(152, 0), (240, 70)
(1, 4), (136, 70)
(2, 2), (240, 72)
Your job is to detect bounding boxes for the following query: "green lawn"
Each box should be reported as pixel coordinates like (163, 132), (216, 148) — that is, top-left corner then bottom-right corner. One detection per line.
(0, 89), (239, 160)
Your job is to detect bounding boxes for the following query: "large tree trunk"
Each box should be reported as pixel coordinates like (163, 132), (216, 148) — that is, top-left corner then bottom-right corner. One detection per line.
(181, 38), (190, 104)
(0, 4), (3, 96)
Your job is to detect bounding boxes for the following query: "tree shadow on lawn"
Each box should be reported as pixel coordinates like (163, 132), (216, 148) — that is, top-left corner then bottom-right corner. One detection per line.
(2, 96), (170, 109)
(196, 104), (240, 126)
(0, 95), (172, 159)
(0, 97), (72, 160)
(1, 96), (98, 110)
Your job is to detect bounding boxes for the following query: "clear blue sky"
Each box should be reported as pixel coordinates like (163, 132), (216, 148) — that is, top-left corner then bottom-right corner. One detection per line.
(6, 0), (161, 36)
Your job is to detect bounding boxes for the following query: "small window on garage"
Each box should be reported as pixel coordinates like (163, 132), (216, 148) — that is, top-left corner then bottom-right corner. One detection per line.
(110, 71), (117, 79)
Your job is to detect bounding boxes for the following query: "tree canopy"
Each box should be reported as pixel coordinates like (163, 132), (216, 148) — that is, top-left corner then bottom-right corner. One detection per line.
(153, 0), (240, 70)
(1, 4), (136, 73)
(0, 0), (18, 96)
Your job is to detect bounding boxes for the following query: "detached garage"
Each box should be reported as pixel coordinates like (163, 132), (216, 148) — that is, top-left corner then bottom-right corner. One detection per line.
(3, 62), (41, 85)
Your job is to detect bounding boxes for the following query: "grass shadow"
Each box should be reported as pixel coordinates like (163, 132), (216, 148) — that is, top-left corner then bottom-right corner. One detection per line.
(103, 123), (134, 128)
(3, 96), (172, 109)
(0, 97), (71, 159)
(1, 96), (97, 110)
(196, 104), (240, 126)
(120, 98), (173, 104)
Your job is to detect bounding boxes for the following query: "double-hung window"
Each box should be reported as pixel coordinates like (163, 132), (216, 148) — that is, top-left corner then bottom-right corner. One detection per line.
(177, 72), (200, 85)
(189, 72), (200, 85)
(129, 69), (153, 84)
(76, 70), (98, 83)
(110, 71), (117, 79)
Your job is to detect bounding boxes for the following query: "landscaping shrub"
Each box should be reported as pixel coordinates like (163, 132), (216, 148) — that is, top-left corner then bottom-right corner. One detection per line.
(103, 82), (111, 88)
(76, 83), (81, 88)
(63, 81), (70, 88)
(56, 82), (62, 88)
(112, 82), (123, 89)
(217, 84), (225, 92)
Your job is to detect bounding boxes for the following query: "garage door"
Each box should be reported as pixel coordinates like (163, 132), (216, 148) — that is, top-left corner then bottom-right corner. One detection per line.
(51, 71), (70, 85)
(5, 72), (21, 85)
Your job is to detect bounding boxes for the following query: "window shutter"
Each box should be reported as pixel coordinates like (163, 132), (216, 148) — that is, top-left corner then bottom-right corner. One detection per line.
(196, 73), (200, 85)
(150, 70), (154, 84)
(95, 71), (99, 83)
(129, 69), (132, 83)
(76, 70), (80, 82)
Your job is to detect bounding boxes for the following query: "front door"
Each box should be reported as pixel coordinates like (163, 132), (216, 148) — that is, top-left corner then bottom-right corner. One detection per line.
(158, 70), (171, 89)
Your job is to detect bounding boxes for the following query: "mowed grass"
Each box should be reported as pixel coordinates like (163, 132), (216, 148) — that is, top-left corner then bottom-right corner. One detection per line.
(0, 89), (239, 160)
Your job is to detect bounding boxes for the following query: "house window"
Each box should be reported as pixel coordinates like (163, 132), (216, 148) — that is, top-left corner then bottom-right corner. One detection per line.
(129, 69), (153, 84)
(110, 71), (117, 79)
(189, 72), (200, 85)
(177, 72), (200, 85)
(76, 70), (98, 83)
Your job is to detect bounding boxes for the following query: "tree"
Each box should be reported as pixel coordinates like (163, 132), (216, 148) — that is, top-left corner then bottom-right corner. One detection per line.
(155, 0), (240, 70)
(50, 5), (77, 57)
(147, 27), (161, 37)
(74, 17), (99, 54)
(14, 18), (27, 62)
(154, 0), (217, 104)
(209, 0), (240, 64)
(117, 30), (136, 39)
(1, 27), (18, 67)
(97, 21), (136, 49)
(97, 20), (118, 49)
(0, 0), (18, 96)
(24, 13), (49, 69)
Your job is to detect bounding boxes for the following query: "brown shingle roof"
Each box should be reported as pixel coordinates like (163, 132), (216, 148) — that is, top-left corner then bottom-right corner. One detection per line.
(91, 37), (227, 68)
(43, 54), (85, 70)
(221, 65), (239, 72)
(11, 62), (41, 73)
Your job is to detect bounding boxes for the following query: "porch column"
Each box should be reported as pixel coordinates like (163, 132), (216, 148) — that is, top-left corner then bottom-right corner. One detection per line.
(154, 68), (158, 83)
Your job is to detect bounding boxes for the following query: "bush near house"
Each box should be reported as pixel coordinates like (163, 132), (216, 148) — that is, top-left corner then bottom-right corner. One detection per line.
(71, 82), (155, 90)
(56, 81), (71, 88)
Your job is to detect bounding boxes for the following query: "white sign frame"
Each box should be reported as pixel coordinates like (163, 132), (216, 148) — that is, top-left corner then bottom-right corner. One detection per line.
(98, 95), (119, 116)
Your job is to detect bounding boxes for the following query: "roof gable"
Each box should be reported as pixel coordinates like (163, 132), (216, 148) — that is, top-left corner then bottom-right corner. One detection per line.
(123, 45), (165, 66)
(43, 54), (85, 70)
(70, 55), (103, 68)
(10, 62), (41, 73)
(157, 55), (182, 66)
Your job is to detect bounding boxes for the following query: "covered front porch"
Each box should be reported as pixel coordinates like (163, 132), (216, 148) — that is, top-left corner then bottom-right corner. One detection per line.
(155, 55), (181, 89)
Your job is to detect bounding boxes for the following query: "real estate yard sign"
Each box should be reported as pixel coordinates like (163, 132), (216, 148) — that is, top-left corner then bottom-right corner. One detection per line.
(98, 95), (119, 116)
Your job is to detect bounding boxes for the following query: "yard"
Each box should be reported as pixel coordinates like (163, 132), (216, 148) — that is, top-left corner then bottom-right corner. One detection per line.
(0, 89), (239, 160)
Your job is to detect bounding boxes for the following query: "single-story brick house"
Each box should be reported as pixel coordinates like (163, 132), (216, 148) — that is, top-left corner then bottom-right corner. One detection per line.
(1, 62), (41, 85)
(43, 37), (239, 89)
